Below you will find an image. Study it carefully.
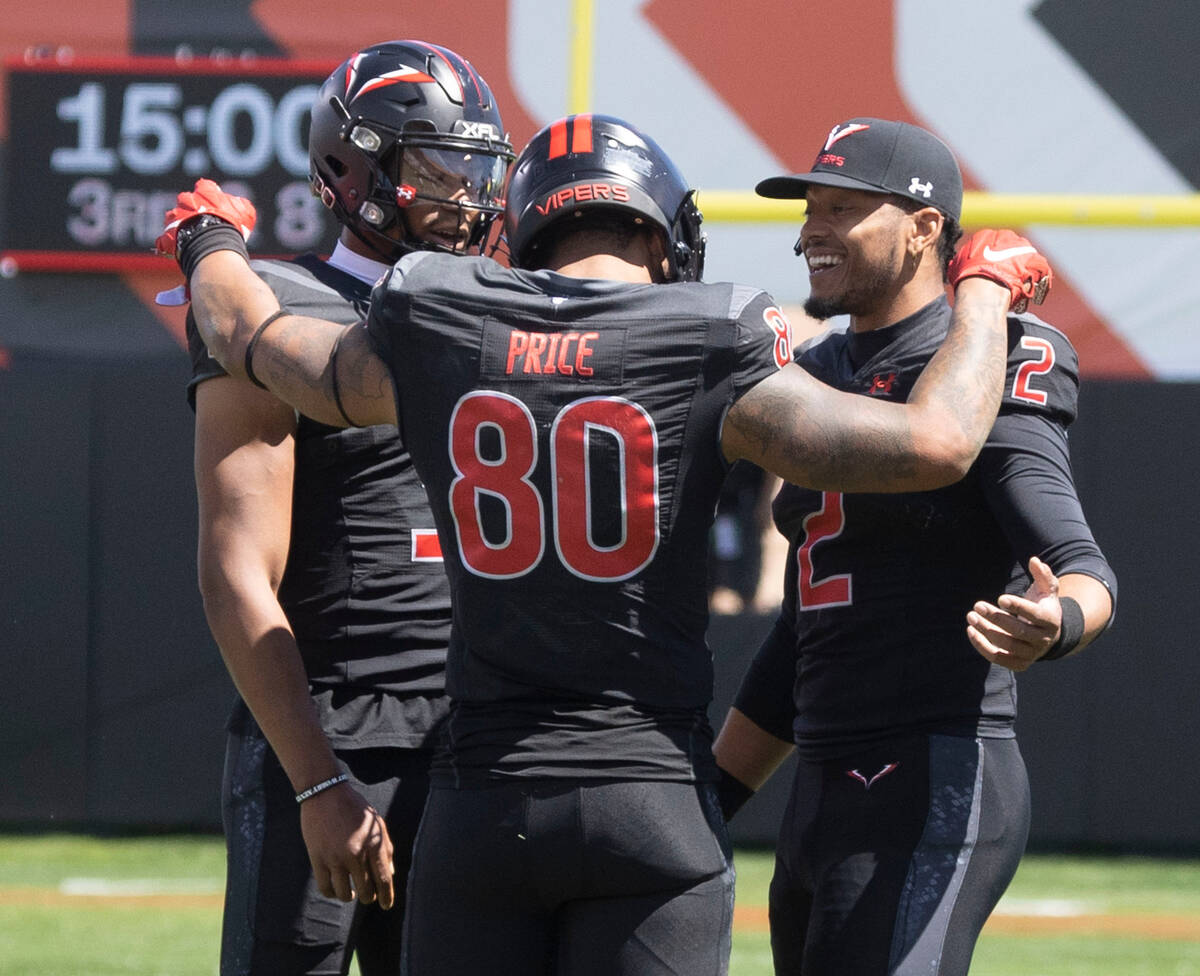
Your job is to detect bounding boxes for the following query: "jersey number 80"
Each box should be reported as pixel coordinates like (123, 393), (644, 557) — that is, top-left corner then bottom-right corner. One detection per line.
(448, 391), (660, 582)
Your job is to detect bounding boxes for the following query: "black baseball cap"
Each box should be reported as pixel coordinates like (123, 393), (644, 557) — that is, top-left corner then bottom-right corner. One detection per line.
(756, 118), (963, 221)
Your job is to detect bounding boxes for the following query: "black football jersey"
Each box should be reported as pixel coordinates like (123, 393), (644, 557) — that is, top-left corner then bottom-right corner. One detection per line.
(187, 254), (452, 748)
(734, 295), (1116, 760)
(366, 252), (791, 782)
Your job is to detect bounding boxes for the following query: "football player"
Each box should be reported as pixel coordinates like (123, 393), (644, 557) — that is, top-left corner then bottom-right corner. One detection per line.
(181, 40), (512, 976)
(161, 114), (1048, 975)
(715, 118), (1118, 976)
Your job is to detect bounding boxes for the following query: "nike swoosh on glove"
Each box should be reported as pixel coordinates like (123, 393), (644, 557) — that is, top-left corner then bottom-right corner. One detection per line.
(949, 229), (1052, 313)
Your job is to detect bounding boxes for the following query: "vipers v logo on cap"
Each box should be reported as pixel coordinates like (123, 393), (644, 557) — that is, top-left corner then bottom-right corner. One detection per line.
(824, 122), (871, 151)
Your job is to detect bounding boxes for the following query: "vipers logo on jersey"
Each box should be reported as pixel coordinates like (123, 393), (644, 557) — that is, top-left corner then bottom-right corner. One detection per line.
(479, 319), (628, 381)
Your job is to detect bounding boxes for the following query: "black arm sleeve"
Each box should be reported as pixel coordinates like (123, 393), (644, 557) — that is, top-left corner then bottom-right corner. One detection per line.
(978, 410), (1118, 613)
(731, 539), (799, 742)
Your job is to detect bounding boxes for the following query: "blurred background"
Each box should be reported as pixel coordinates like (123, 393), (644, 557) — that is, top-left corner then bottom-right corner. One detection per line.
(0, 0), (1196, 853)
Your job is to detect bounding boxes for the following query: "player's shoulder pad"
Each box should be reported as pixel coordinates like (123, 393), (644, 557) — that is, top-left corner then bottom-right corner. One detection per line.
(726, 284), (795, 367)
(379, 249), (458, 292)
(1002, 312), (1079, 424)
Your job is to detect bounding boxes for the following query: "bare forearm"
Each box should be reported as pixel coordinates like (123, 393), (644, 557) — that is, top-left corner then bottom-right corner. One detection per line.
(201, 583), (341, 792)
(189, 251), (282, 375)
(191, 254), (392, 428)
(724, 279), (1009, 492)
(714, 707), (796, 791)
(906, 277), (1010, 472)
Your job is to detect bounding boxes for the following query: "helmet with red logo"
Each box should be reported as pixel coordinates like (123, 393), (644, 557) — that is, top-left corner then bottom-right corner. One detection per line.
(308, 40), (514, 261)
(502, 114), (705, 281)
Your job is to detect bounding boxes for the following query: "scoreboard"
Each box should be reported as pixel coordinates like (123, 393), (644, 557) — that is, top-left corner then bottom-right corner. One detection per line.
(1, 54), (340, 272)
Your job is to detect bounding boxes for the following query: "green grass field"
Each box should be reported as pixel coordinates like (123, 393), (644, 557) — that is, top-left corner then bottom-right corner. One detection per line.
(0, 834), (1196, 975)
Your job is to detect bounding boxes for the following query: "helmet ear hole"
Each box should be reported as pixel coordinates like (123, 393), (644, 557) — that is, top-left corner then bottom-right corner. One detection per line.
(324, 155), (348, 179)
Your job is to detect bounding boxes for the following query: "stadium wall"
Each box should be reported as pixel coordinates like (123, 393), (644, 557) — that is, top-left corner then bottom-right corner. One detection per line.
(0, 357), (1195, 852)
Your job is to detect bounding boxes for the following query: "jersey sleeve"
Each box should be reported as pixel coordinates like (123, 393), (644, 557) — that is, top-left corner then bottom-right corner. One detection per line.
(729, 287), (795, 400)
(731, 534), (800, 742)
(184, 307), (228, 409)
(978, 410), (1118, 608)
(1001, 314), (1079, 425)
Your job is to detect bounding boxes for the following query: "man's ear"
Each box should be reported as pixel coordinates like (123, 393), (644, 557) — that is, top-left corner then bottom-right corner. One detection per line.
(908, 206), (944, 258)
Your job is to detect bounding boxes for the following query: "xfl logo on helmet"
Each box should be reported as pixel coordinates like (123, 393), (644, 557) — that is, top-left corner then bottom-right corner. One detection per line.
(455, 121), (500, 140)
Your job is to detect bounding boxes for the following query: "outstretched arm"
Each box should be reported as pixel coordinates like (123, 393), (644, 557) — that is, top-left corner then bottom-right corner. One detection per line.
(722, 230), (1050, 493)
(159, 181), (396, 428)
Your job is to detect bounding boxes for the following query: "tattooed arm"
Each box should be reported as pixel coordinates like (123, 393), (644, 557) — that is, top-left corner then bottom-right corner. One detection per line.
(722, 277), (1010, 492)
(189, 250), (397, 428)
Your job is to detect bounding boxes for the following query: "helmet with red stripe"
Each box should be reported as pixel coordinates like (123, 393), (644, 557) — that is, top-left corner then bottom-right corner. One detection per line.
(502, 114), (705, 281)
(309, 40), (514, 261)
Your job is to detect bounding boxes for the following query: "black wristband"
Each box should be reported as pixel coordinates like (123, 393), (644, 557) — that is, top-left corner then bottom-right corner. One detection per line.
(176, 215), (249, 280)
(1042, 596), (1085, 661)
(716, 767), (754, 822)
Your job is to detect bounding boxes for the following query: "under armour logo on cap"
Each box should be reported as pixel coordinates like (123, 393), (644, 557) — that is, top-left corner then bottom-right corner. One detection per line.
(755, 117), (964, 221)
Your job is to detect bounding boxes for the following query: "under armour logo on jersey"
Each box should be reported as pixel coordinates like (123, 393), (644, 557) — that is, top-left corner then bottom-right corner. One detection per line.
(868, 372), (897, 395)
(909, 177), (933, 198)
(824, 122), (870, 151)
(846, 763), (900, 789)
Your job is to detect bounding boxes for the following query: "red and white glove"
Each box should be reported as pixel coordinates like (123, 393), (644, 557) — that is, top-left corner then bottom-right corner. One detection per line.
(155, 178), (257, 261)
(949, 229), (1052, 314)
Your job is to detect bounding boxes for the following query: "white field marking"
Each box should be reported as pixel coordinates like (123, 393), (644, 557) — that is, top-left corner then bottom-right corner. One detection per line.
(59, 877), (222, 897)
(993, 897), (1092, 917)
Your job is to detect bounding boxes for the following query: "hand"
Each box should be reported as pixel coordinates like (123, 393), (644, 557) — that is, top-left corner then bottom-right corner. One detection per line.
(299, 781), (396, 909)
(155, 178), (257, 260)
(966, 555), (1062, 672)
(949, 229), (1052, 313)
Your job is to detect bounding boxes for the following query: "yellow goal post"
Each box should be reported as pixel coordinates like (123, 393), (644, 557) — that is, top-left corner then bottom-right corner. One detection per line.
(694, 191), (1200, 228)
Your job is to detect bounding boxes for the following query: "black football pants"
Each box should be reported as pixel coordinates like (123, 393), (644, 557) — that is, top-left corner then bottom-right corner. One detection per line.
(402, 779), (735, 976)
(220, 715), (432, 976)
(768, 734), (1030, 976)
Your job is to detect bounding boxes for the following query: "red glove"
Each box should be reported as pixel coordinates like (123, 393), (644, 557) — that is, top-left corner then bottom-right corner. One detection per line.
(155, 178), (257, 259)
(949, 229), (1052, 313)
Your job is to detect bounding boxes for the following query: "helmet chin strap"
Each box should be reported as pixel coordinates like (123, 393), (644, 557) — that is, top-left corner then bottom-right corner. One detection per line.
(341, 196), (498, 263)
(341, 211), (423, 265)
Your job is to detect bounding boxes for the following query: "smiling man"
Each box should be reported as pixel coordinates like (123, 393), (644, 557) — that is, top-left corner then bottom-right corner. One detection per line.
(714, 119), (1117, 976)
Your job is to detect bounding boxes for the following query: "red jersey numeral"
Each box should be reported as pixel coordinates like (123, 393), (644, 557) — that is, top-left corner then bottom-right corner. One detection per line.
(797, 491), (852, 610)
(449, 392), (545, 579)
(448, 392), (660, 581)
(1012, 336), (1055, 405)
(763, 305), (794, 368)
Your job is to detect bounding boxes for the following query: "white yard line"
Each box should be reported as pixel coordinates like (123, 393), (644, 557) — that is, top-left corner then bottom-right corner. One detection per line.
(59, 878), (222, 897)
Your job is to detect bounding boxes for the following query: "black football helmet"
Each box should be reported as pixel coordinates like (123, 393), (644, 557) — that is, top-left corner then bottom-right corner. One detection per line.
(309, 40), (514, 261)
(503, 114), (705, 281)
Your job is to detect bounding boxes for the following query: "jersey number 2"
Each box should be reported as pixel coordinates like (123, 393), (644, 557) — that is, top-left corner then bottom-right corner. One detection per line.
(797, 491), (852, 610)
(1012, 336), (1055, 405)
(449, 391), (659, 582)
